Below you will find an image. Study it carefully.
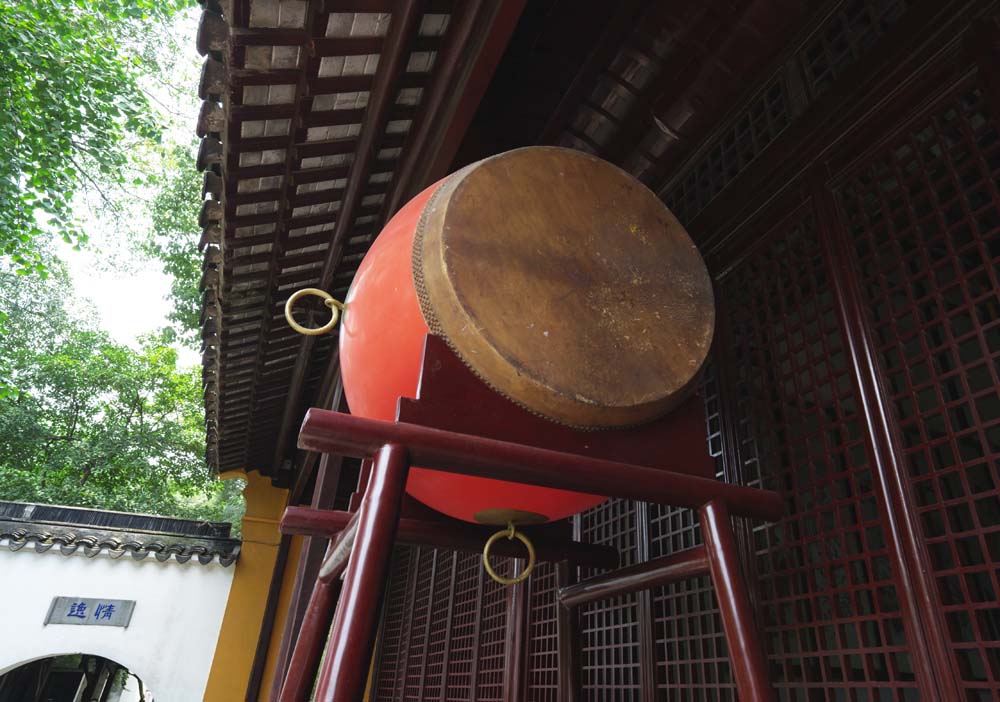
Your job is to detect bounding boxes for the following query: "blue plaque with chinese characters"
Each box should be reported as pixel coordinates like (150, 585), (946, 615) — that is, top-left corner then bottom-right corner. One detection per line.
(45, 597), (136, 628)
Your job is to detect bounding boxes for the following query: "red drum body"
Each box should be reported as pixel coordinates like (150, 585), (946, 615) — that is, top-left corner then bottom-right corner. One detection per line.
(340, 182), (606, 524)
(339, 147), (714, 525)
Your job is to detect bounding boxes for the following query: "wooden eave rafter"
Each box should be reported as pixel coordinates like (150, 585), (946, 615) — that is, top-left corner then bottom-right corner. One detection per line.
(196, 0), (521, 477)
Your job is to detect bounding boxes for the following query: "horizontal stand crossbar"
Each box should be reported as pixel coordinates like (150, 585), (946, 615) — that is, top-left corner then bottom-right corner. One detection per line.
(558, 545), (710, 609)
(298, 409), (784, 522)
(282, 506), (620, 570)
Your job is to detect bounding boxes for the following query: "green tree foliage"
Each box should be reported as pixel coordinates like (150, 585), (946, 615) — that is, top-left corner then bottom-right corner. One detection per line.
(0, 269), (244, 530)
(140, 145), (204, 342)
(0, 0), (189, 275)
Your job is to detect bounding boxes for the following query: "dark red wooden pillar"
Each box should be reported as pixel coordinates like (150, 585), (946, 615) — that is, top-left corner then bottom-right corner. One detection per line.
(812, 169), (962, 698)
(313, 443), (410, 702)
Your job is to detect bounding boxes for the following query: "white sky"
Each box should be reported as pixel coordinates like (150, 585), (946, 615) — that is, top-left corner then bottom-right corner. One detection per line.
(59, 8), (202, 368)
(59, 241), (192, 359)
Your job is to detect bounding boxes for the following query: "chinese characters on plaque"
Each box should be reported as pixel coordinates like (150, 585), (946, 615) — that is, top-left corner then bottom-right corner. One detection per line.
(45, 597), (136, 628)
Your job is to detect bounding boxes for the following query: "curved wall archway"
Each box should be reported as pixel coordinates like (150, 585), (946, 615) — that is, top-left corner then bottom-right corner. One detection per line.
(0, 652), (148, 681)
(0, 653), (148, 702)
(0, 545), (234, 701)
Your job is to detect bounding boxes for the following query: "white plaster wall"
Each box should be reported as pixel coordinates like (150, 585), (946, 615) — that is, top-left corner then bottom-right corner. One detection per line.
(0, 545), (235, 701)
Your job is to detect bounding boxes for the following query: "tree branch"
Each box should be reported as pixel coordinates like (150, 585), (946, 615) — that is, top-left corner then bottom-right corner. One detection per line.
(65, 152), (117, 212)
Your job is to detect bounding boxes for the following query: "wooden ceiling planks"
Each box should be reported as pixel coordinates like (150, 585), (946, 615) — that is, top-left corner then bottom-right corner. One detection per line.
(538, 0), (809, 182)
(268, 0), (425, 481)
(195, 0), (523, 479)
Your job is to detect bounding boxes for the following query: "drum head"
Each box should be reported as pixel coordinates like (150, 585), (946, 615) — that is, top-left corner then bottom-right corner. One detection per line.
(413, 147), (714, 428)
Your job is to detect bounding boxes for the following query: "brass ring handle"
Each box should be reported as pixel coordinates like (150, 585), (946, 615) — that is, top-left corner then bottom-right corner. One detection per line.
(482, 522), (535, 586)
(284, 288), (344, 336)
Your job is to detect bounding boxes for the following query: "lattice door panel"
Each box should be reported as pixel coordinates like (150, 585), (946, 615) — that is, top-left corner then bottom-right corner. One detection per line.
(526, 560), (560, 702)
(402, 548), (438, 700)
(720, 204), (921, 700)
(444, 551), (482, 701)
(478, 557), (514, 702)
(838, 74), (1000, 701)
(576, 498), (644, 701)
(373, 546), (416, 700)
(395, 548), (462, 701)
(372, 545), (513, 702)
(650, 359), (737, 701)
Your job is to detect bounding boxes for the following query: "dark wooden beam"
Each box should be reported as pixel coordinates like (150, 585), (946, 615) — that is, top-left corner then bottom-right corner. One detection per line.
(268, 451), (345, 702)
(813, 166), (962, 697)
(277, 546), (343, 702)
(437, 551), (459, 702)
(298, 409), (785, 521)
(700, 501), (774, 701)
(310, 34), (441, 57)
(556, 560), (579, 702)
(536, 0), (649, 144)
(593, 1), (735, 168)
(278, 513), (360, 702)
(229, 102), (298, 121)
(312, 444), (409, 701)
(503, 559), (529, 702)
(306, 67), (428, 96)
(382, 0), (527, 217)
(289, 376), (344, 506)
(635, 500), (657, 699)
(300, 104), (416, 128)
(245, 533), (293, 702)
(319, 0), (452, 11)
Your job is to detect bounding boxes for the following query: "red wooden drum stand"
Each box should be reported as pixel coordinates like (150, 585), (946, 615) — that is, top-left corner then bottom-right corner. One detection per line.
(277, 336), (782, 702)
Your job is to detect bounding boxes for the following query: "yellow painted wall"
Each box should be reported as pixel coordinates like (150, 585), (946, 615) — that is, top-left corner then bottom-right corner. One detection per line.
(203, 470), (289, 702)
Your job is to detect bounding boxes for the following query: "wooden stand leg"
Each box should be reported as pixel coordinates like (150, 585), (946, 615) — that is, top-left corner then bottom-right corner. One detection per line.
(556, 560), (579, 702)
(279, 511), (361, 702)
(313, 444), (410, 702)
(700, 500), (775, 702)
(278, 575), (341, 702)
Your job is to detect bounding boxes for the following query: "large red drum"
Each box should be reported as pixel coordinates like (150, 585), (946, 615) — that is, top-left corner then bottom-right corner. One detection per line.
(339, 147), (714, 525)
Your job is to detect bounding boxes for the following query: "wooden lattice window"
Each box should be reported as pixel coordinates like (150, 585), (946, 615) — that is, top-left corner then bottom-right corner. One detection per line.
(577, 499), (644, 701)
(840, 78), (1000, 700)
(476, 561), (513, 701)
(526, 561), (560, 702)
(374, 546), (416, 699)
(722, 207), (920, 699)
(650, 362), (736, 700)
(798, 0), (911, 98)
(663, 78), (790, 226)
(445, 553), (482, 700)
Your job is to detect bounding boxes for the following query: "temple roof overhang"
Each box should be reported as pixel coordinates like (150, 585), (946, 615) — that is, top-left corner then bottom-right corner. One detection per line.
(195, 0), (524, 481)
